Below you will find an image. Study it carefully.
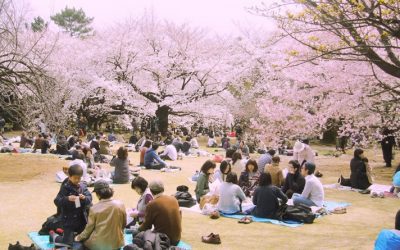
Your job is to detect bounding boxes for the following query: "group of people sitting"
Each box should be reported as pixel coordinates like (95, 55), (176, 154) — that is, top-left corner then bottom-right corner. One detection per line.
(52, 164), (182, 249)
(194, 141), (325, 219)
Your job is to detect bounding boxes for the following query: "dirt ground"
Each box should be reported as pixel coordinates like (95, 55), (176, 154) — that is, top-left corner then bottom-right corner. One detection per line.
(0, 140), (398, 250)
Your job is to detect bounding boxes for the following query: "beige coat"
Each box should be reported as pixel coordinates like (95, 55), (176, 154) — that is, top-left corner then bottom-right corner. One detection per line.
(77, 199), (126, 250)
(264, 163), (284, 187)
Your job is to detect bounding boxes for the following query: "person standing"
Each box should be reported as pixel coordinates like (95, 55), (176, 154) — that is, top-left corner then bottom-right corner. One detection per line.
(381, 129), (396, 167)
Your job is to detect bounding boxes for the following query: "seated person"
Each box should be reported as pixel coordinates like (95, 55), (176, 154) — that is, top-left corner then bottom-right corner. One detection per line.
(374, 209), (400, 250)
(20, 131), (33, 148)
(181, 137), (191, 155)
(392, 164), (400, 196)
(70, 151), (90, 183)
(239, 141), (250, 157)
(144, 143), (167, 170)
(108, 132), (117, 142)
(281, 160), (305, 198)
(350, 149), (371, 190)
(172, 136), (183, 152)
(75, 180), (126, 250)
(99, 138), (111, 155)
(195, 160), (216, 202)
(223, 138), (231, 150)
(52, 165), (92, 248)
(159, 142), (178, 161)
(138, 180), (182, 246)
(207, 135), (218, 148)
(129, 133), (139, 144)
(214, 160), (231, 182)
(32, 134), (44, 153)
(239, 159), (260, 196)
(190, 136), (199, 149)
(251, 172), (288, 219)
(231, 152), (245, 175)
(218, 172), (246, 214)
(89, 136), (100, 153)
(67, 133), (78, 150)
(129, 177), (153, 225)
(293, 162), (324, 207)
(140, 140), (152, 166)
(110, 147), (130, 184)
(221, 134), (228, 148)
(41, 134), (51, 154)
(56, 135), (70, 155)
(264, 156), (284, 188)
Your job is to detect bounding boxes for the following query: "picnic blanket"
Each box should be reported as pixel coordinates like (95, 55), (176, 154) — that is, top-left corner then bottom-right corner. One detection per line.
(28, 232), (191, 250)
(324, 183), (392, 193)
(181, 200), (350, 228)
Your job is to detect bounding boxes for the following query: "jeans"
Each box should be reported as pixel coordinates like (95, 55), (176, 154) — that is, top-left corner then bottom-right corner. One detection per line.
(145, 163), (165, 170)
(292, 193), (316, 207)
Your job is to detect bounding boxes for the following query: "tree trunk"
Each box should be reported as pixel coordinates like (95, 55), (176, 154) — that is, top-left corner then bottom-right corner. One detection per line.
(155, 105), (169, 135)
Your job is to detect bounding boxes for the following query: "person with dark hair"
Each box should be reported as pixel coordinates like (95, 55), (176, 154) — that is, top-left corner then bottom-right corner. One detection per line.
(159, 140), (178, 161)
(221, 134), (228, 148)
(374, 209), (400, 249)
(52, 165), (92, 248)
(381, 128), (396, 167)
(74, 180), (126, 250)
(239, 141), (250, 157)
(251, 172), (288, 219)
(69, 151), (90, 182)
(56, 135), (70, 155)
(293, 162), (324, 207)
(232, 152), (244, 175)
(20, 131), (33, 148)
(207, 135), (218, 147)
(130, 177), (153, 225)
(181, 137), (191, 155)
(190, 135), (199, 149)
(110, 146), (130, 184)
(32, 133), (44, 153)
(144, 143), (167, 170)
(282, 160), (305, 198)
(257, 149), (276, 174)
(140, 140), (152, 166)
(225, 148), (236, 161)
(396, 209), (400, 230)
(214, 160), (231, 182)
(218, 172), (246, 214)
(41, 134), (51, 154)
(350, 149), (371, 190)
(195, 160), (217, 202)
(90, 136), (100, 152)
(138, 180), (182, 246)
(264, 156), (284, 188)
(239, 159), (260, 196)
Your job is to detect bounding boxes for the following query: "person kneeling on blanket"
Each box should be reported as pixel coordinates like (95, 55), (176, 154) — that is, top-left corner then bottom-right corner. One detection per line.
(248, 172), (288, 219)
(293, 162), (324, 208)
(74, 180), (127, 250)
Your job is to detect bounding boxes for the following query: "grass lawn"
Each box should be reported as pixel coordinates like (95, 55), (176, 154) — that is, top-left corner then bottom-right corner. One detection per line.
(0, 138), (398, 249)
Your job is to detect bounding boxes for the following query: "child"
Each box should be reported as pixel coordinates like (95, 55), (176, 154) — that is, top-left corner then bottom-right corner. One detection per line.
(52, 164), (92, 247)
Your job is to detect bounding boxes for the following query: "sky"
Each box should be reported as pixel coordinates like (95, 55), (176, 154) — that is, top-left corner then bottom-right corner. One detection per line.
(26, 0), (276, 35)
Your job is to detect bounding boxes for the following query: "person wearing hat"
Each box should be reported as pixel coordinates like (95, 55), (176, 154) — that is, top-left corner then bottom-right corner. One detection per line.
(292, 140), (315, 167)
(293, 162), (324, 207)
(75, 180), (127, 250)
(138, 180), (182, 246)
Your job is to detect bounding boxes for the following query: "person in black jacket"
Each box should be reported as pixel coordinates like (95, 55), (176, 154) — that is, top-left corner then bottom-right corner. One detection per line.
(250, 172), (288, 219)
(381, 128), (396, 167)
(282, 160), (305, 198)
(350, 149), (371, 190)
(52, 165), (92, 247)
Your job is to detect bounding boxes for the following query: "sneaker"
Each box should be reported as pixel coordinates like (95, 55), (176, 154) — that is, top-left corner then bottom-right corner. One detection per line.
(370, 192), (378, 198)
(378, 192), (385, 198)
(201, 233), (221, 244)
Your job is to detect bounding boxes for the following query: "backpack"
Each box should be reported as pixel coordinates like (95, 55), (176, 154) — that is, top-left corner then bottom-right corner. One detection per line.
(38, 214), (63, 235)
(282, 205), (316, 224)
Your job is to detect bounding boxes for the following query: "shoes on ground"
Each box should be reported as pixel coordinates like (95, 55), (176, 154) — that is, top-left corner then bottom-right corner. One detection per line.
(238, 216), (253, 224)
(332, 207), (347, 214)
(210, 210), (220, 219)
(201, 233), (221, 244)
